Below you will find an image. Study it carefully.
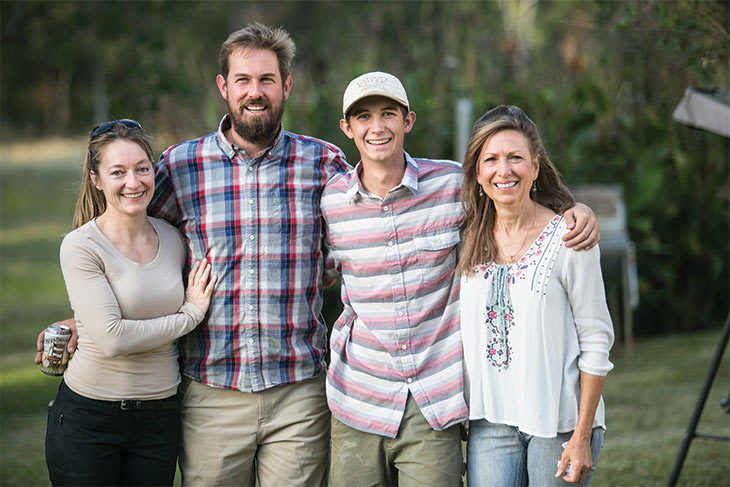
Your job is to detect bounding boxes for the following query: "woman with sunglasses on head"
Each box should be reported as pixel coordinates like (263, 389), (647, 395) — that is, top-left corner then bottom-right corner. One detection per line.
(45, 120), (216, 486)
(458, 106), (614, 486)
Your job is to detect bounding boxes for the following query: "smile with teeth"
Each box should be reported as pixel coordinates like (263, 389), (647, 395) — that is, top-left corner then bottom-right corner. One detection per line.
(122, 191), (145, 198)
(495, 181), (518, 189)
(367, 137), (392, 146)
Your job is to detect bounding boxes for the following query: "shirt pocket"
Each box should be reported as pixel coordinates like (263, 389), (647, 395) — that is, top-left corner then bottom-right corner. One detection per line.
(272, 190), (320, 251)
(413, 231), (461, 285)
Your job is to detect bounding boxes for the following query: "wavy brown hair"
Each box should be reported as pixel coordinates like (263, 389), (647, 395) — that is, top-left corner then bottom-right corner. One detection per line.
(219, 23), (296, 81)
(73, 122), (153, 229)
(458, 105), (575, 276)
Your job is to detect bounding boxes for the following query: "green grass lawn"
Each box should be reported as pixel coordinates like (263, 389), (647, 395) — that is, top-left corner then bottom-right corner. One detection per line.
(1, 148), (728, 486)
(593, 331), (730, 486)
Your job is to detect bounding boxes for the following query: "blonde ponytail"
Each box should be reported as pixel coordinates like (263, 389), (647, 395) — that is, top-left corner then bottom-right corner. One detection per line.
(72, 150), (106, 229)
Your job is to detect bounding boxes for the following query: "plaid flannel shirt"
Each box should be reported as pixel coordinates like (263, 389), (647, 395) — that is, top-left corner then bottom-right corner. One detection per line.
(149, 115), (350, 391)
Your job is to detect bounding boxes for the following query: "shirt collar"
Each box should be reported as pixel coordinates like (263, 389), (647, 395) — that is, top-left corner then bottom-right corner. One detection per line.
(345, 151), (420, 203)
(401, 152), (419, 193)
(216, 114), (285, 160)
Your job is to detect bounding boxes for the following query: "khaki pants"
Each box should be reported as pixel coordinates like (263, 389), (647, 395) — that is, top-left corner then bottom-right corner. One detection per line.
(330, 393), (464, 487)
(178, 374), (330, 487)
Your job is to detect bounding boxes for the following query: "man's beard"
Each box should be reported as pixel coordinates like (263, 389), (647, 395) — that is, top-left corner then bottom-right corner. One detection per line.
(229, 96), (286, 145)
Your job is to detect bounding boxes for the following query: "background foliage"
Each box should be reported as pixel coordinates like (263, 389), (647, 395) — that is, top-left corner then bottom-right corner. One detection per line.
(1, 1), (729, 485)
(1, 0), (728, 332)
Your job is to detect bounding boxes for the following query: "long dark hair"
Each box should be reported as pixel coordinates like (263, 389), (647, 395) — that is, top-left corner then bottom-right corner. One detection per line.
(458, 105), (575, 276)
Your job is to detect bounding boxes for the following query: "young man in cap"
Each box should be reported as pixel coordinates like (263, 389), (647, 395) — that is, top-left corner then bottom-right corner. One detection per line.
(321, 72), (599, 485)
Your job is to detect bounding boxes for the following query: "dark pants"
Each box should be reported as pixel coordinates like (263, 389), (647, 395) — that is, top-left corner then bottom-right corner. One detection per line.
(45, 381), (180, 486)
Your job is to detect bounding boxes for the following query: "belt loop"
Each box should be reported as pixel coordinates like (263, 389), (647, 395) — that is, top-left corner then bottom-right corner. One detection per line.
(104, 400), (115, 414)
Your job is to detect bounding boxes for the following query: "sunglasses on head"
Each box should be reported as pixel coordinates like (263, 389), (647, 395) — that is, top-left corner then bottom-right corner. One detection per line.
(89, 119), (142, 140)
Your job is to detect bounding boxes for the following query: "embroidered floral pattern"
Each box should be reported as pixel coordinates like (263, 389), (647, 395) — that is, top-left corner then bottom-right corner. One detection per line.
(484, 300), (514, 370)
(478, 215), (563, 371)
(483, 214), (561, 282)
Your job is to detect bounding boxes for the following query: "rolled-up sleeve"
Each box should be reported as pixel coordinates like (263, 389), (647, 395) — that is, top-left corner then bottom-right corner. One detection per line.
(564, 245), (615, 376)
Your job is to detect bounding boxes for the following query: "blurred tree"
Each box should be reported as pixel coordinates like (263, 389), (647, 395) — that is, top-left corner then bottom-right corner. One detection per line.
(0, 0), (727, 335)
(1, 0), (228, 141)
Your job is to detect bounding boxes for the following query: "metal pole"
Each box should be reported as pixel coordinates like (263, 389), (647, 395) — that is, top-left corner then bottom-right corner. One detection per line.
(667, 314), (730, 486)
(454, 98), (473, 163)
(621, 242), (636, 366)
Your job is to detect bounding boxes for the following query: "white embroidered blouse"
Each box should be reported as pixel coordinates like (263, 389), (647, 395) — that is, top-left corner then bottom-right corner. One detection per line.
(460, 215), (614, 437)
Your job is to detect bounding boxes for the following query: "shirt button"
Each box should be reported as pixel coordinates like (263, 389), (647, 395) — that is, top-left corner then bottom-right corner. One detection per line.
(406, 378), (413, 384)
(249, 235), (255, 240)
(248, 269), (255, 275)
(387, 241), (394, 247)
(248, 199), (254, 205)
(248, 166), (254, 172)
(383, 205), (389, 211)
(247, 305), (254, 311)
(248, 338), (254, 344)
(397, 311), (404, 316)
(401, 344), (407, 350)
(393, 276), (400, 283)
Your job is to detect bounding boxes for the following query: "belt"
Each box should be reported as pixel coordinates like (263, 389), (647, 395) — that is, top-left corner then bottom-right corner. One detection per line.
(58, 380), (179, 413)
(116, 397), (179, 411)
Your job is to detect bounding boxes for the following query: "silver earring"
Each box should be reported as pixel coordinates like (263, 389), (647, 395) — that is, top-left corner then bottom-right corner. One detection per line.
(531, 181), (537, 194)
(478, 186), (484, 197)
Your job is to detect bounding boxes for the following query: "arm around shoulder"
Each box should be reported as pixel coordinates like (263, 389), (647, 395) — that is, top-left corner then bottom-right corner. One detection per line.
(563, 202), (600, 250)
(147, 150), (180, 225)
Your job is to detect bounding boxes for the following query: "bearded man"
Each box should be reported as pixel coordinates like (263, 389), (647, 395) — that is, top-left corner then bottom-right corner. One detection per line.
(148, 23), (349, 486)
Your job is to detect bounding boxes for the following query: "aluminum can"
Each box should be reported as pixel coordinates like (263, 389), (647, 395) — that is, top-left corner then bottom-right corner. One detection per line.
(41, 324), (71, 376)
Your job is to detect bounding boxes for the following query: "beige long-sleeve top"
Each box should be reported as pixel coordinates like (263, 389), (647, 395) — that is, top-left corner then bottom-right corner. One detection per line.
(60, 217), (204, 401)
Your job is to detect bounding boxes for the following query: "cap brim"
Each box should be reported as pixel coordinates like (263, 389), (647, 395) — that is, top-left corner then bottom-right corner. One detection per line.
(344, 91), (409, 117)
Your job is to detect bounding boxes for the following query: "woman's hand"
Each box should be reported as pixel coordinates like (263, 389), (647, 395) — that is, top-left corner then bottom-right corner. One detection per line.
(563, 202), (600, 250)
(185, 260), (217, 315)
(35, 318), (78, 364)
(556, 435), (593, 484)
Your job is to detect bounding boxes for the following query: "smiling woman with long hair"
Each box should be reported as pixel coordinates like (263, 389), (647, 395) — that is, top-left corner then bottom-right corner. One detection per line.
(459, 106), (614, 487)
(44, 120), (216, 486)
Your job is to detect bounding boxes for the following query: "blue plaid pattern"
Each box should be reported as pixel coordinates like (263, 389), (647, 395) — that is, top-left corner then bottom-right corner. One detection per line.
(149, 116), (350, 391)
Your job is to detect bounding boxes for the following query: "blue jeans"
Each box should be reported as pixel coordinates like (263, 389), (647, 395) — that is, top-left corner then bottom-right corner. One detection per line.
(467, 420), (604, 487)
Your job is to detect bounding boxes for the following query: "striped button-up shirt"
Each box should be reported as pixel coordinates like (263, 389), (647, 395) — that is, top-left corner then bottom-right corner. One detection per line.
(322, 152), (468, 437)
(149, 115), (349, 392)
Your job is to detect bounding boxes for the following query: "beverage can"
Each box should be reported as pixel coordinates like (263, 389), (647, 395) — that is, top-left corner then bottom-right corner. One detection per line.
(41, 324), (71, 376)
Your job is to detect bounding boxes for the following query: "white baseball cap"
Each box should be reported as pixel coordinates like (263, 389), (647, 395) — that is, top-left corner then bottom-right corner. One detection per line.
(342, 71), (410, 117)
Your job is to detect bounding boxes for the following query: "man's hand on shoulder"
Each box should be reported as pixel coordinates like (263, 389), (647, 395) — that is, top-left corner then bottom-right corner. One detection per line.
(563, 202), (600, 250)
